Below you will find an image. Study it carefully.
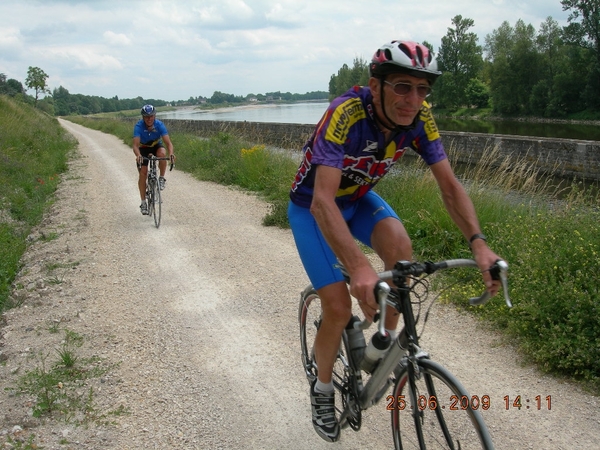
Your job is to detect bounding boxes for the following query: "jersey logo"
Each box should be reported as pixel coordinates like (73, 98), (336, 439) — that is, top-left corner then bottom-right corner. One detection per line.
(339, 142), (407, 199)
(363, 140), (378, 153)
(420, 102), (440, 141)
(325, 98), (366, 144)
(291, 146), (313, 192)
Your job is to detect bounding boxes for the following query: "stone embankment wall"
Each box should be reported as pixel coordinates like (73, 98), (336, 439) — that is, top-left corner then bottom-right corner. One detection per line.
(157, 119), (600, 181)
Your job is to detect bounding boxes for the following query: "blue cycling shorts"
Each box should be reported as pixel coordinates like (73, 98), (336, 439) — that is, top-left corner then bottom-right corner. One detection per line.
(138, 144), (164, 167)
(288, 190), (400, 290)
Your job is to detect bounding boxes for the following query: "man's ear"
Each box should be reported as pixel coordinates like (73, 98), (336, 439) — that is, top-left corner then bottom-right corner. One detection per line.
(369, 77), (380, 103)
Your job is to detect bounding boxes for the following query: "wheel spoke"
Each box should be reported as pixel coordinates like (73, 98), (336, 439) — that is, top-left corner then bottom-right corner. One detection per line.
(391, 359), (493, 449)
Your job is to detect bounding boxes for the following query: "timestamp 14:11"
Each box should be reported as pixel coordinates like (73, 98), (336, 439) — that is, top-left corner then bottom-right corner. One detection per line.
(504, 395), (552, 410)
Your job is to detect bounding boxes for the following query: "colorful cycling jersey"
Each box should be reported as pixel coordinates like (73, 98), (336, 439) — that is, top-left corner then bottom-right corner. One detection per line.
(289, 86), (447, 209)
(133, 118), (169, 148)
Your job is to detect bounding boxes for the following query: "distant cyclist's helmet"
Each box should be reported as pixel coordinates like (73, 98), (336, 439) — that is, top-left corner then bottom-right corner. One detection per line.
(369, 40), (441, 84)
(141, 104), (156, 117)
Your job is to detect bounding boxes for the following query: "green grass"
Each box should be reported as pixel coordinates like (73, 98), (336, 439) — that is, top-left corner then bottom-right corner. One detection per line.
(6, 327), (122, 425)
(380, 150), (600, 390)
(8, 107), (600, 392)
(0, 96), (76, 312)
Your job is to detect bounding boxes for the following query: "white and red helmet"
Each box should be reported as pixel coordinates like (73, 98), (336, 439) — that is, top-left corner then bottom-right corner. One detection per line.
(370, 40), (441, 84)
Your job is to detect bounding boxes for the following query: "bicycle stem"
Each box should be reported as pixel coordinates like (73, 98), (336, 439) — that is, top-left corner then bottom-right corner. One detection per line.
(375, 281), (391, 336)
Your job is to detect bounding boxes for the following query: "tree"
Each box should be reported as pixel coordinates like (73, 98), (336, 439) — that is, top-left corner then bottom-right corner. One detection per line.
(436, 16), (484, 110)
(531, 17), (565, 116)
(25, 66), (50, 107)
(485, 20), (540, 115)
(512, 20), (540, 114)
(328, 57), (369, 99)
(561, 0), (600, 109)
(465, 79), (490, 108)
(0, 73), (25, 97)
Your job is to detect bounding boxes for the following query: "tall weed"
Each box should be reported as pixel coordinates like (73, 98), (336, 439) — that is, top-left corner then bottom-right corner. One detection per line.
(0, 96), (76, 311)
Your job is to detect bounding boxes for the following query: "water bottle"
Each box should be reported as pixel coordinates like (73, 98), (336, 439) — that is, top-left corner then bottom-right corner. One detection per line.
(345, 316), (366, 367)
(360, 331), (392, 373)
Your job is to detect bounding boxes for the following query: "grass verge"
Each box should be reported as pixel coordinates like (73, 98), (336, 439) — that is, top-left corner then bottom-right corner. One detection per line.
(0, 96), (76, 312)
(6, 327), (125, 423)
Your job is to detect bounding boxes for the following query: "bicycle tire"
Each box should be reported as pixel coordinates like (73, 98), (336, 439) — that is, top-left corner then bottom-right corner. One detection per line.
(391, 358), (494, 450)
(146, 180), (154, 217)
(151, 177), (161, 228)
(298, 287), (352, 424)
(299, 287), (320, 382)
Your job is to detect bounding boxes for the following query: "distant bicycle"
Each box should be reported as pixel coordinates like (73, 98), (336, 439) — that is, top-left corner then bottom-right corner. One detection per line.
(139, 155), (173, 228)
(299, 258), (511, 449)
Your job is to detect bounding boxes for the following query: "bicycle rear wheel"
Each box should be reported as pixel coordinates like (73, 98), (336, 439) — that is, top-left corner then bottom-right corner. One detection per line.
(299, 287), (320, 382)
(151, 177), (161, 228)
(391, 358), (493, 449)
(298, 287), (353, 425)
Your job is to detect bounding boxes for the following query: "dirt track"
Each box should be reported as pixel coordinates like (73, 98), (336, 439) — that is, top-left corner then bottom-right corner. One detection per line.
(0, 119), (598, 449)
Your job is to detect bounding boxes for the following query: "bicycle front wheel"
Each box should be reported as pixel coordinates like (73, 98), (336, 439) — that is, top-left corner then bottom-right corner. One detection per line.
(391, 359), (493, 449)
(151, 178), (161, 228)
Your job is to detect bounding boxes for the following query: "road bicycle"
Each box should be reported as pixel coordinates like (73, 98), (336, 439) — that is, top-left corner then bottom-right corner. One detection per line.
(140, 155), (173, 228)
(299, 258), (511, 449)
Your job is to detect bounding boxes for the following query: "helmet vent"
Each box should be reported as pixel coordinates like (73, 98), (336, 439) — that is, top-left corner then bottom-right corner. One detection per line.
(398, 43), (412, 61)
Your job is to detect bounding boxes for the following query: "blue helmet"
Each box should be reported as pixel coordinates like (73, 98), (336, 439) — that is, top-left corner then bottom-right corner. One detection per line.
(141, 104), (156, 117)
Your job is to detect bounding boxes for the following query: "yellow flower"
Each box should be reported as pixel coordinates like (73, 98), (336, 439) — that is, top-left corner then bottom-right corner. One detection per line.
(241, 145), (265, 157)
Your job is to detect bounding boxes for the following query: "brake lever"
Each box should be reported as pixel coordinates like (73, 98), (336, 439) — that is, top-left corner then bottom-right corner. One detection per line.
(469, 260), (512, 308)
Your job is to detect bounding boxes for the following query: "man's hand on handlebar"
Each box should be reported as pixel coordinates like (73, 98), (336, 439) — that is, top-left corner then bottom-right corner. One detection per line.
(349, 267), (380, 322)
(471, 244), (504, 297)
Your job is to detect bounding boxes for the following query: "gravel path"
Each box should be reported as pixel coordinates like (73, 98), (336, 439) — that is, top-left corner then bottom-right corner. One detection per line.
(1, 119), (598, 449)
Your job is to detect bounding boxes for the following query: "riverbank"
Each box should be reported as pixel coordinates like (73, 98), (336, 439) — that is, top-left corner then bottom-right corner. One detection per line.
(154, 103), (600, 140)
(149, 118), (600, 181)
(435, 112), (600, 126)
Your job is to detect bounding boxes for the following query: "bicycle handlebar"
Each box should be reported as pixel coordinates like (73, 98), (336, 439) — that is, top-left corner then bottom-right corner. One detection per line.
(343, 258), (511, 332)
(138, 155), (175, 171)
(378, 258), (511, 308)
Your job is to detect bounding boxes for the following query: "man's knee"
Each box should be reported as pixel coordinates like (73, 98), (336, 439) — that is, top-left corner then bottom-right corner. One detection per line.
(372, 219), (412, 262)
(318, 285), (352, 326)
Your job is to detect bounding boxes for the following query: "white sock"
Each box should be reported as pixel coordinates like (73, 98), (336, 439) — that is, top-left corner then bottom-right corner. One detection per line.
(315, 379), (334, 394)
(386, 328), (397, 340)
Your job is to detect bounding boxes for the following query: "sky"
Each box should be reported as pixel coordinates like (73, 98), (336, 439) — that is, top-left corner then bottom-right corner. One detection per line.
(0, 0), (570, 102)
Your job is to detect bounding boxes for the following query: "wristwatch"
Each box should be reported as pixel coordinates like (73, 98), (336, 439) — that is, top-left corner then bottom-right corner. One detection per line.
(469, 233), (487, 247)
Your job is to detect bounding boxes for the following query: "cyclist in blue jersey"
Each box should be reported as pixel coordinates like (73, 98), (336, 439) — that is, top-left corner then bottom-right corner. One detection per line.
(288, 40), (504, 442)
(132, 104), (175, 215)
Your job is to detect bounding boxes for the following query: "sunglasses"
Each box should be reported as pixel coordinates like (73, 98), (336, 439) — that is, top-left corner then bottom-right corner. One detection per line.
(384, 81), (433, 98)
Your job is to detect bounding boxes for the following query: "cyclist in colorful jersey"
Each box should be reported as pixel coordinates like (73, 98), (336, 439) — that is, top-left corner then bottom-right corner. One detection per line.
(288, 40), (503, 442)
(132, 104), (175, 215)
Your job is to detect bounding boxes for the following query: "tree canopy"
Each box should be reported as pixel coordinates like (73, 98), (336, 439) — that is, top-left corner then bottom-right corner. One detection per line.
(25, 66), (49, 107)
(327, 1), (600, 118)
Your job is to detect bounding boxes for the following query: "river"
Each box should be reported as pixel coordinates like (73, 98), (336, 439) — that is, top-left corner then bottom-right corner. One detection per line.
(157, 102), (600, 141)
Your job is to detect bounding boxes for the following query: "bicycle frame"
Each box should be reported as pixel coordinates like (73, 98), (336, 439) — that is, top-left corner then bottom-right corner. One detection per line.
(141, 155), (173, 226)
(337, 259), (511, 420)
(144, 155), (172, 183)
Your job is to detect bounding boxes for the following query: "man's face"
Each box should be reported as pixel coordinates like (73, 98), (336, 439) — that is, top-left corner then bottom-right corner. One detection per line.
(143, 115), (156, 127)
(369, 73), (430, 127)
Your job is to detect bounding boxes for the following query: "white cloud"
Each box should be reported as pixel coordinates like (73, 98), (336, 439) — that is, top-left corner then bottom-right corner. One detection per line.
(47, 47), (123, 71)
(103, 31), (131, 46)
(0, 0), (571, 100)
